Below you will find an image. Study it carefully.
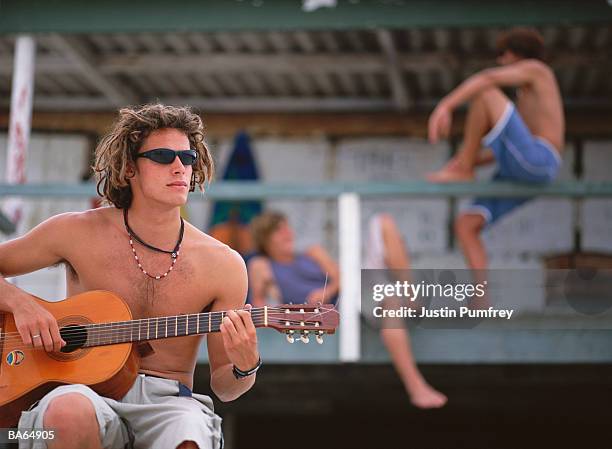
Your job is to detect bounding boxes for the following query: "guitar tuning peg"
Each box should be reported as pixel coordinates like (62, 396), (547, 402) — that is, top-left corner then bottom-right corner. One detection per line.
(286, 333), (295, 344)
(300, 334), (310, 344)
(316, 334), (324, 344)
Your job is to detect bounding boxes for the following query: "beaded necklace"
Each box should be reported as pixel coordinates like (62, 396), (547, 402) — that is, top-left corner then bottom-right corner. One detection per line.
(123, 208), (184, 280)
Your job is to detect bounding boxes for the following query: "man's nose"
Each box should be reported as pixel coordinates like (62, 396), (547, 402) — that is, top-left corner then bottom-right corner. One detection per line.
(171, 155), (186, 172)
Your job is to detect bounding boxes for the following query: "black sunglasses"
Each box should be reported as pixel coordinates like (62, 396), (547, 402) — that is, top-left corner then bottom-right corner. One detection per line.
(136, 148), (198, 166)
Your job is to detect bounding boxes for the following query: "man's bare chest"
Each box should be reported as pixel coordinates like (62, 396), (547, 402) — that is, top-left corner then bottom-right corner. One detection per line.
(66, 239), (210, 320)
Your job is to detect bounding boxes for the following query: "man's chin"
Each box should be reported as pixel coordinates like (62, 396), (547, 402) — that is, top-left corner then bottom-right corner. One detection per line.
(162, 194), (189, 208)
(175, 196), (189, 207)
(141, 190), (189, 208)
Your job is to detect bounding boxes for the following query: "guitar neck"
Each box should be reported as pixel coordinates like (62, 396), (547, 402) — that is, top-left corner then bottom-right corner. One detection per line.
(82, 308), (270, 348)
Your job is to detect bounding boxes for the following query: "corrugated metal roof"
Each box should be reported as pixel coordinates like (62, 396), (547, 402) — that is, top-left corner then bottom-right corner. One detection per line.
(1, 26), (611, 112)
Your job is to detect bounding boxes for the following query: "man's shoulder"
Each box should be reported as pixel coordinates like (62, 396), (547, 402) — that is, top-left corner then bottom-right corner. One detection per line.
(42, 207), (114, 232)
(186, 225), (248, 299)
(512, 59), (553, 77)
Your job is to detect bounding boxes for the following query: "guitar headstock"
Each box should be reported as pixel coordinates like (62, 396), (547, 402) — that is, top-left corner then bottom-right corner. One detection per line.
(264, 303), (339, 344)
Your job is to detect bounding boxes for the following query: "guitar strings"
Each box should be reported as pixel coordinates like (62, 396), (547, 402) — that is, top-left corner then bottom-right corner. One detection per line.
(0, 309), (338, 348)
(0, 317), (336, 348)
(0, 311), (333, 342)
(1, 316), (333, 352)
(0, 306), (338, 342)
(0, 315), (327, 345)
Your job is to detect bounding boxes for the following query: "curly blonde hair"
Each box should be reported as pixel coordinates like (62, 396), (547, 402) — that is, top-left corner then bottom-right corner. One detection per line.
(93, 104), (214, 209)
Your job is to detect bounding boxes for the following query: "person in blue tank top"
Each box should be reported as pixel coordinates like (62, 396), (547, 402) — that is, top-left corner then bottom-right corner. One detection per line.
(247, 211), (339, 306)
(247, 211), (446, 409)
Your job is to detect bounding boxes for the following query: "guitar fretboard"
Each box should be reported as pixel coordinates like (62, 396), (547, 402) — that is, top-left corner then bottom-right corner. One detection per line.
(82, 310), (268, 347)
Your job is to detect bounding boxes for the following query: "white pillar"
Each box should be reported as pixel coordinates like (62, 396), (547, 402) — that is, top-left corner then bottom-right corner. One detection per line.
(3, 35), (36, 230)
(338, 192), (361, 362)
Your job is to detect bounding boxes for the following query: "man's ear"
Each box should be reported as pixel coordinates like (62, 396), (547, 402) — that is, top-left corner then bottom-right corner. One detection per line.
(125, 162), (136, 179)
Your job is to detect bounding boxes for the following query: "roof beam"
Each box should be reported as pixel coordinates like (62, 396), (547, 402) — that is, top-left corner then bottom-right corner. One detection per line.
(109, 53), (389, 74)
(345, 31), (366, 52)
(294, 31), (317, 53)
(238, 72), (267, 96)
(0, 95), (394, 112)
(335, 72), (358, 97)
(377, 29), (409, 111)
(319, 31), (340, 52)
(290, 73), (317, 96)
(193, 75), (226, 97)
(361, 72), (382, 97)
(185, 33), (215, 53)
(239, 32), (267, 53)
(3, 93), (608, 113)
(46, 34), (137, 106)
(267, 32), (292, 52)
(311, 73), (336, 96)
(2, 110), (612, 139)
(3, 50), (607, 78)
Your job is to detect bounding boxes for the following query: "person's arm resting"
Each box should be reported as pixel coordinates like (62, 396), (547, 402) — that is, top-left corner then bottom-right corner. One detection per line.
(246, 256), (272, 308)
(208, 249), (259, 402)
(305, 245), (340, 304)
(441, 59), (543, 111)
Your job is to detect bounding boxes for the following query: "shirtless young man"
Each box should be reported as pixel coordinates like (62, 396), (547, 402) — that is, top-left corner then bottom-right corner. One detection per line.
(427, 28), (564, 271)
(0, 105), (260, 449)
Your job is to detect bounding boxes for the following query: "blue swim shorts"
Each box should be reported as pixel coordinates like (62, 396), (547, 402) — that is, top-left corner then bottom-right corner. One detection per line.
(465, 102), (562, 225)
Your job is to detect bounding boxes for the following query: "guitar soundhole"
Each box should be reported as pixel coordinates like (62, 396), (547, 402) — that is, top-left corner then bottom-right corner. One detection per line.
(60, 325), (88, 353)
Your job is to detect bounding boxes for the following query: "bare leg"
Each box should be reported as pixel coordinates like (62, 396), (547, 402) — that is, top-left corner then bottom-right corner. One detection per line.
(44, 393), (102, 449)
(380, 329), (447, 408)
(427, 88), (510, 183)
(455, 213), (487, 270)
(455, 212), (491, 307)
(377, 214), (447, 409)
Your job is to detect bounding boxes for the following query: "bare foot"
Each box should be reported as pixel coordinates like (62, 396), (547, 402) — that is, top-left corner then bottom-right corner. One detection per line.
(426, 158), (474, 183)
(408, 383), (448, 409)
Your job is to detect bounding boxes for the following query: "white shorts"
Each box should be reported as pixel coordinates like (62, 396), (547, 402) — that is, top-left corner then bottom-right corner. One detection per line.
(17, 374), (223, 449)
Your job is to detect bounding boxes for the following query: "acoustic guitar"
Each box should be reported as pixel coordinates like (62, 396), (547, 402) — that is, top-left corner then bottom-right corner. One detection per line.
(0, 290), (339, 426)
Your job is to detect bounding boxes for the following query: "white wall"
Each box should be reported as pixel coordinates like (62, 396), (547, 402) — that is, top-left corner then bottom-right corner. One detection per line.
(582, 141), (612, 252)
(335, 138), (450, 255)
(0, 132), (90, 301)
(254, 138), (330, 252)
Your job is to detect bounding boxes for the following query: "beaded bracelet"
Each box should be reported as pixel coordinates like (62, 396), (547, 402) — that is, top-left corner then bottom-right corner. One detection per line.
(232, 358), (262, 379)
